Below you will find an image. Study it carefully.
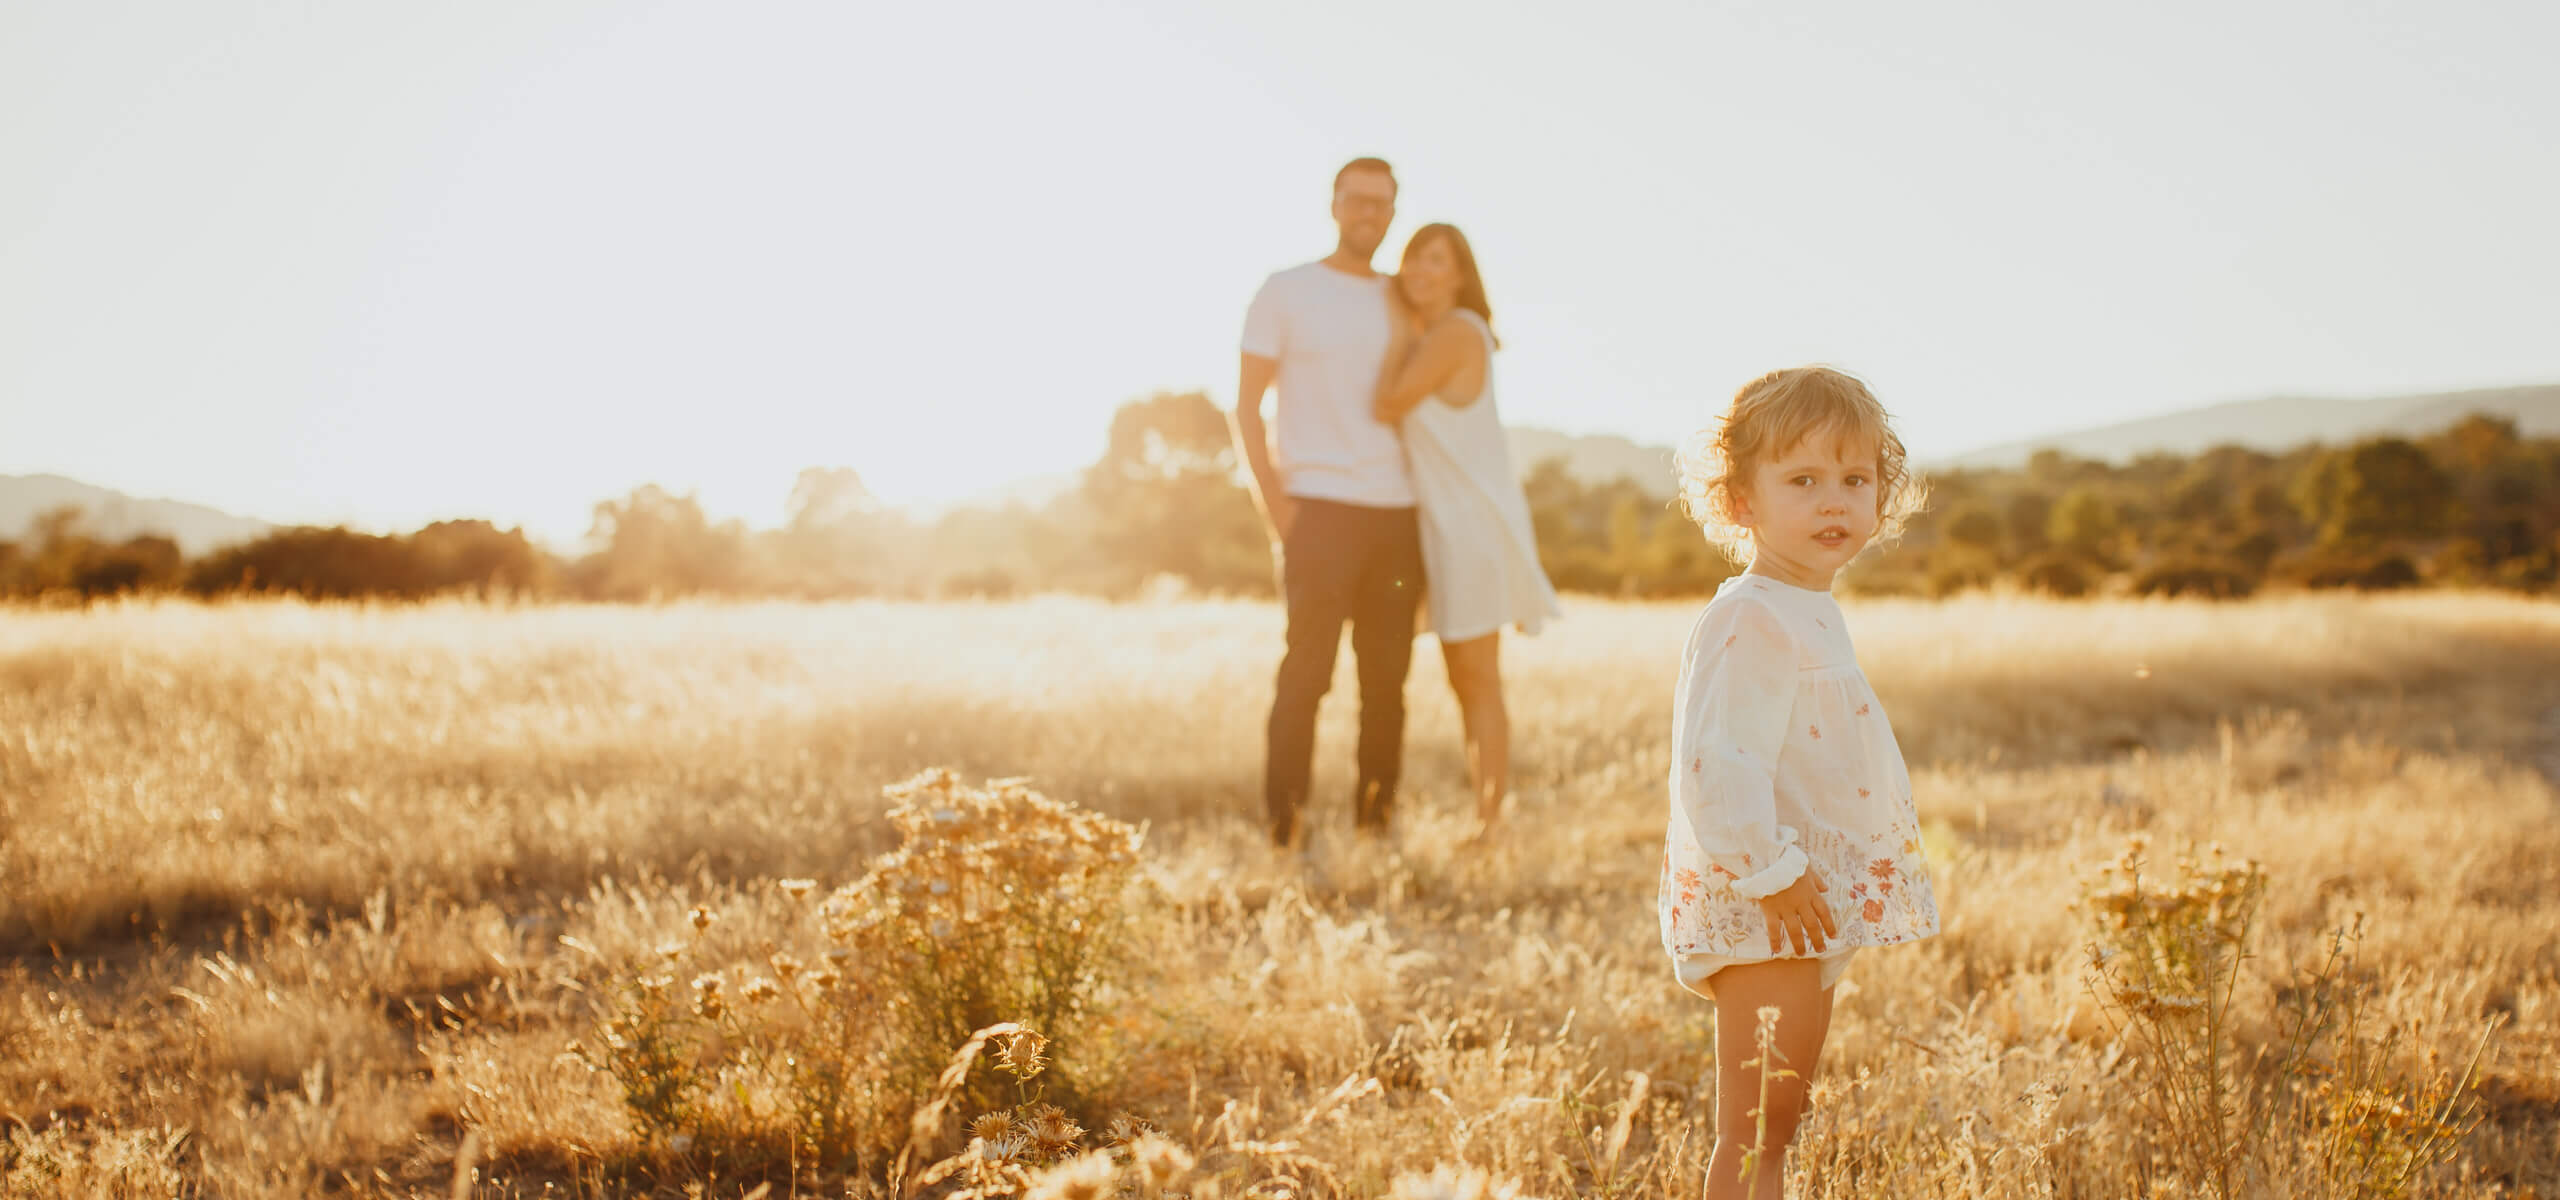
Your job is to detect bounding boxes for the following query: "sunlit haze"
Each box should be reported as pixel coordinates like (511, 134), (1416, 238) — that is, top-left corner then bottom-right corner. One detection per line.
(4, 1), (2555, 545)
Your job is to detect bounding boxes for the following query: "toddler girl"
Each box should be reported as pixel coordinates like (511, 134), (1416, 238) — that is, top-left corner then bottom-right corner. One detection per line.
(1660, 366), (1940, 1198)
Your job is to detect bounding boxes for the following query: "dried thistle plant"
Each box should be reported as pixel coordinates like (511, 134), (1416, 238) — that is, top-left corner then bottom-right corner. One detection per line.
(2079, 838), (2495, 1198)
(577, 768), (1149, 1180)
(821, 769), (1148, 1096)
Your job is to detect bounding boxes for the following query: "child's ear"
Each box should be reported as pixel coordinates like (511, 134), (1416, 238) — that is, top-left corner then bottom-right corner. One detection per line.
(1728, 487), (1755, 527)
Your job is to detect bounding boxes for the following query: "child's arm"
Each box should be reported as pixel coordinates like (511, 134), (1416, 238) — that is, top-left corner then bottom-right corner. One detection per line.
(1673, 599), (1809, 899)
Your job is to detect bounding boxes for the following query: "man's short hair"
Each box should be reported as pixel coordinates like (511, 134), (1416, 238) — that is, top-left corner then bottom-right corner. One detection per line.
(1334, 157), (1396, 195)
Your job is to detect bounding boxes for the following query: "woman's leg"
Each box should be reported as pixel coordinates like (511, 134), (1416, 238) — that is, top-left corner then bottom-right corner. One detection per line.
(1702, 959), (1836, 1200)
(1438, 632), (1507, 831)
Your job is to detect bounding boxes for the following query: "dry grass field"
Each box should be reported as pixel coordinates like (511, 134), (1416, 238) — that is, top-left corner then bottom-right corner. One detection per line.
(3, 593), (2558, 1198)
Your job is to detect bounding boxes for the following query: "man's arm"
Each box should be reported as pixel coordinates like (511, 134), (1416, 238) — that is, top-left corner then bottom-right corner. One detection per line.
(1230, 352), (1291, 543)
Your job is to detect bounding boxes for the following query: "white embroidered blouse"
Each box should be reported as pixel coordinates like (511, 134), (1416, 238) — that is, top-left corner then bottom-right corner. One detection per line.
(1659, 574), (1941, 961)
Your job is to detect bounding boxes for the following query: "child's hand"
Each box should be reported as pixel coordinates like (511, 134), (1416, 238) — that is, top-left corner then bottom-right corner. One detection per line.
(1755, 869), (1837, 956)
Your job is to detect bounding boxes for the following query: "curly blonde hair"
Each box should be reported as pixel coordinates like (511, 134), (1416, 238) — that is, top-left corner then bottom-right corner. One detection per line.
(1675, 366), (1927, 565)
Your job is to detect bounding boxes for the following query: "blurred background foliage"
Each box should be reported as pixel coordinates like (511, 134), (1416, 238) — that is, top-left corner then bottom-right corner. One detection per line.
(4, 400), (2553, 604)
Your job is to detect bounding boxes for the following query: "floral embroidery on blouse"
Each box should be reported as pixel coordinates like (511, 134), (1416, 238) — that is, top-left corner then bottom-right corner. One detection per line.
(1660, 576), (1941, 961)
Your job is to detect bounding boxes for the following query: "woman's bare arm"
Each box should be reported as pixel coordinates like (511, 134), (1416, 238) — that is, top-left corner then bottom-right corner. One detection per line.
(1373, 315), (1486, 423)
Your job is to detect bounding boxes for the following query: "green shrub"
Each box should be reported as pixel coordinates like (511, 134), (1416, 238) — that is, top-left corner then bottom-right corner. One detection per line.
(2226, 529), (2285, 573)
(1836, 557), (1926, 597)
(2492, 552), (2557, 593)
(2131, 557), (2257, 599)
(939, 566), (1022, 600)
(2425, 538), (2489, 585)
(1925, 548), (1999, 598)
(2014, 552), (2098, 598)
(2274, 551), (2419, 591)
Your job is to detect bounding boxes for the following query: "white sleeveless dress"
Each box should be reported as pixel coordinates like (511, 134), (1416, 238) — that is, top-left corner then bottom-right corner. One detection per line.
(1400, 309), (1563, 642)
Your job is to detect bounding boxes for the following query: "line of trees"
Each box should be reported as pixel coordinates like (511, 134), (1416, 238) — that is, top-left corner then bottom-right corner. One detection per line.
(3, 398), (2554, 605)
(1858, 412), (2559, 599)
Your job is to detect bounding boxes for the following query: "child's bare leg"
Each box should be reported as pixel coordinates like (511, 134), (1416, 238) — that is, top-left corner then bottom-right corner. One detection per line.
(1439, 632), (1507, 830)
(1703, 959), (1836, 1200)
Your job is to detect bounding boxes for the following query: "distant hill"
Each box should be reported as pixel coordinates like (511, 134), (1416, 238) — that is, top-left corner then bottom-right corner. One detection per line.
(988, 387), (2560, 513)
(0, 474), (270, 556)
(1507, 383), (2560, 496)
(1507, 427), (1680, 494)
(1943, 383), (2560, 470)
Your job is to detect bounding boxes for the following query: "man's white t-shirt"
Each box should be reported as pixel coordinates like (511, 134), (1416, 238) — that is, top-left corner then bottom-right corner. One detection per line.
(1240, 261), (1415, 508)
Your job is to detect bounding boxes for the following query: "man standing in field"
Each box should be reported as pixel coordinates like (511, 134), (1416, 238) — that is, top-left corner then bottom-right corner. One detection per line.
(1230, 156), (1426, 850)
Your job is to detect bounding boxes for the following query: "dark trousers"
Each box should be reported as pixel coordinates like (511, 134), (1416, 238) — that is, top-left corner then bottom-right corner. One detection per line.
(1265, 497), (1426, 846)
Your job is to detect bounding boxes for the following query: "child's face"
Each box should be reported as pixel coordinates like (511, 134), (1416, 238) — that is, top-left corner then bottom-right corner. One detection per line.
(1735, 434), (1883, 586)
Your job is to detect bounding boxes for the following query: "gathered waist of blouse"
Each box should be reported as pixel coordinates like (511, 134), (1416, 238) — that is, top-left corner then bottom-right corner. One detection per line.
(1794, 662), (1865, 681)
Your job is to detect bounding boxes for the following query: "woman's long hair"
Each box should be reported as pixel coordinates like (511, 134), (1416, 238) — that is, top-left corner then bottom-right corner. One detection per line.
(1400, 223), (1500, 347)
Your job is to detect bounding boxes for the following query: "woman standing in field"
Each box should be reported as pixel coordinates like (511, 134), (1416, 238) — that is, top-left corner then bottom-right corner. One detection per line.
(1372, 223), (1561, 839)
(1661, 367), (1939, 1198)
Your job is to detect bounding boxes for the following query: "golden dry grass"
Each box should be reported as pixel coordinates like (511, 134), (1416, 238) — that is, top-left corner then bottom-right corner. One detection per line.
(2, 592), (2557, 1197)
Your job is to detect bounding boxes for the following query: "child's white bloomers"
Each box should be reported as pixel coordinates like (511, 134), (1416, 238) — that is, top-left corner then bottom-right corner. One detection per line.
(1660, 574), (1940, 991)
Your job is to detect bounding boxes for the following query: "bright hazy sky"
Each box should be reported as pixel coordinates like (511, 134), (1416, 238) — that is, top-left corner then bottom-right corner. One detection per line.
(4, 1), (2556, 546)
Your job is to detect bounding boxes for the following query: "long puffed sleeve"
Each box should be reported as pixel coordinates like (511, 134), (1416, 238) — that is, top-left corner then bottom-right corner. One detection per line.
(1672, 596), (1807, 899)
